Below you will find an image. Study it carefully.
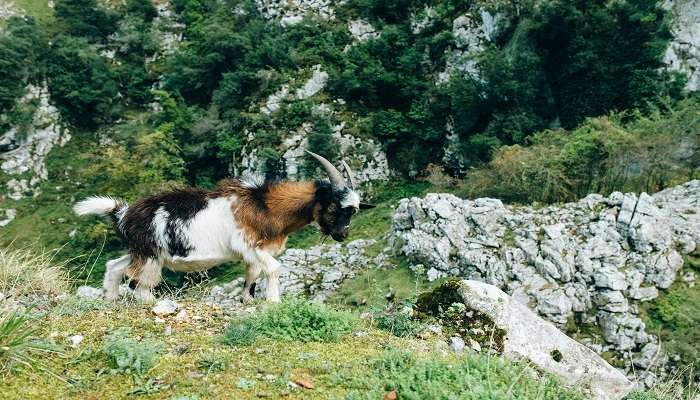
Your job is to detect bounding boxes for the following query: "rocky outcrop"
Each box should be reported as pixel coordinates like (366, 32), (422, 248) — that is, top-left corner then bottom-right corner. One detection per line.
(390, 180), (700, 381)
(662, 0), (700, 91)
(420, 280), (635, 400)
(207, 239), (382, 307)
(0, 83), (70, 200)
(436, 10), (505, 83)
(241, 65), (391, 186)
(254, 0), (335, 26)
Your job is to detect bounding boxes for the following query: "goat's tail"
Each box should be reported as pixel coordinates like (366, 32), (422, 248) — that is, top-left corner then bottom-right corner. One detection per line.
(73, 196), (128, 219)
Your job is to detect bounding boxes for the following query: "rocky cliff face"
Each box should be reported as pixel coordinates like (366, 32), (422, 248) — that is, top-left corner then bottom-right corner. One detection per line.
(0, 83), (70, 201)
(389, 180), (700, 385)
(662, 0), (700, 91)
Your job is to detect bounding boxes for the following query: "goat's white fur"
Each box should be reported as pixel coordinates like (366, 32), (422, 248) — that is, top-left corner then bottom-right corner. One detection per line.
(73, 196), (124, 216)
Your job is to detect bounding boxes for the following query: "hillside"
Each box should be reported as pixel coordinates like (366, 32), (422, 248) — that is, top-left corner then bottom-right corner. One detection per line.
(1, 0), (700, 398)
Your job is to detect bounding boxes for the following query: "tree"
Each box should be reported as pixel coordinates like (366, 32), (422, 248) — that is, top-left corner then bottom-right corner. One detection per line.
(47, 36), (119, 128)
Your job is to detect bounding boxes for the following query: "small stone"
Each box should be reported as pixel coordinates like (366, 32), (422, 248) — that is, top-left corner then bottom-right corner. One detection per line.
(174, 309), (189, 322)
(76, 286), (102, 300)
(468, 338), (481, 352)
(449, 336), (465, 354)
(293, 378), (314, 389)
(68, 334), (83, 348)
(163, 325), (173, 336)
(151, 299), (178, 316)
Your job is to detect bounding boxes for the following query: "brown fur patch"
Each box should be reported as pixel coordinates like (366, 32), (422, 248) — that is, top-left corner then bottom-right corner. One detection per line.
(125, 256), (145, 280)
(212, 179), (318, 249)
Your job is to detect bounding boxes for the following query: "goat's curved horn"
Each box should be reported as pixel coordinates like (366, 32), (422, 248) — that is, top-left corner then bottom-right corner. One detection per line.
(306, 150), (346, 187)
(341, 160), (357, 190)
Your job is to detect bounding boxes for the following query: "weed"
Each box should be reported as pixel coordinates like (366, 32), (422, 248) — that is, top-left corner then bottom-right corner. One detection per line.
(102, 328), (164, 375)
(372, 308), (423, 338)
(254, 298), (358, 343)
(196, 352), (229, 374)
(344, 348), (583, 399)
(0, 246), (69, 298)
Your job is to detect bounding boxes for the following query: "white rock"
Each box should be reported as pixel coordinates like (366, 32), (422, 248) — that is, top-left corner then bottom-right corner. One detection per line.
(151, 299), (178, 316)
(449, 336), (465, 354)
(454, 280), (635, 400)
(76, 286), (102, 300)
(68, 334), (83, 348)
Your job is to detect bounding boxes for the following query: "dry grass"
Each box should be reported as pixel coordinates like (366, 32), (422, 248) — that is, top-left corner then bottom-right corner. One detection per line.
(0, 246), (70, 298)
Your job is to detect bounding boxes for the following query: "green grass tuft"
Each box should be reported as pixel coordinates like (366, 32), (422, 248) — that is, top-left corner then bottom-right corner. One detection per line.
(372, 308), (424, 338)
(0, 311), (61, 377)
(222, 298), (358, 346)
(102, 328), (164, 375)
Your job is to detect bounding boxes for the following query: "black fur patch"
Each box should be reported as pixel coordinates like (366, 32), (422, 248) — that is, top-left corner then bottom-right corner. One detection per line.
(118, 188), (208, 260)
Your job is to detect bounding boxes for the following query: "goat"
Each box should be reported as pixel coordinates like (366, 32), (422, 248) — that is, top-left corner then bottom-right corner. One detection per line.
(73, 152), (373, 303)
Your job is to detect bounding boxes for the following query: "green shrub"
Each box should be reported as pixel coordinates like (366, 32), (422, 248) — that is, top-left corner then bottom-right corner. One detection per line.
(221, 319), (258, 346)
(221, 298), (358, 346)
(255, 298), (358, 343)
(102, 328), (164, 375)
(344, 348), (582, 399)
(0, 311), (61, 376)
(373, 308), (423, 338)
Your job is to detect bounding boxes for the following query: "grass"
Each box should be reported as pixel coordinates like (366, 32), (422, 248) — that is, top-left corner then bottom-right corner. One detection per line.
(0, 311), (61, 377)
(0, 246), (69, 298)
(343, 348), (583, 400)
(328, 261), (444, 310)
(641, 251), (700, 376)
(0, 295), (588, 399)
(222, 298), (358, 346)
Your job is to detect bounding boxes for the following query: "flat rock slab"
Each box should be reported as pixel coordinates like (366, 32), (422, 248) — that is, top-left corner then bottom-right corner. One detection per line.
(457, 279), (635, 400)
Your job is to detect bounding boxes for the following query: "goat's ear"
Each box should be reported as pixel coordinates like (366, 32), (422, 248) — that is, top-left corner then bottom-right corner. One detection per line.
(359, 203), (376, 210)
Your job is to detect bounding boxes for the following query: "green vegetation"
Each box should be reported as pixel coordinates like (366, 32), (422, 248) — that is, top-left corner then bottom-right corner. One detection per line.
(223, 298), (358, 345)
(102, 328), (165, 375)
(343, 348), (583, 400)
(0, 311), (61, 376)
(456, 99), (700, 203)
(642, 252), (700, 377)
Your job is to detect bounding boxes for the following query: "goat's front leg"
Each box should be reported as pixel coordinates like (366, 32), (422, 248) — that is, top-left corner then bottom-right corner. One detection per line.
(241, 262), (262, 303)
(256, 251), (282, 303)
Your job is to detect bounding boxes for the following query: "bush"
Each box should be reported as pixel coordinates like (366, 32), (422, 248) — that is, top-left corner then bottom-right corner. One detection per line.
(0, 312), (61, 376)
(221, 298), (358, 345)
(460, 98), (700, 203)
(102, 328), (164, 375)
(47, 36), (119, 128)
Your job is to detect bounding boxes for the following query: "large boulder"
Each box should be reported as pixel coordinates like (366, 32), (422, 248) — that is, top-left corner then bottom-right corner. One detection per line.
(420, 280), (635, 400)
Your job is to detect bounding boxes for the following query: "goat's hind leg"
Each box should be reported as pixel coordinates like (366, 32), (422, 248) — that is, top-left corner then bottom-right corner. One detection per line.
(130, 258), (163, 304)
(103, 254), (130, 302)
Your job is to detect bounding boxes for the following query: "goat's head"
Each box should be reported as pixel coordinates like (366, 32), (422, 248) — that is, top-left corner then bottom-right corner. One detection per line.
(307, 151), (374, 242)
